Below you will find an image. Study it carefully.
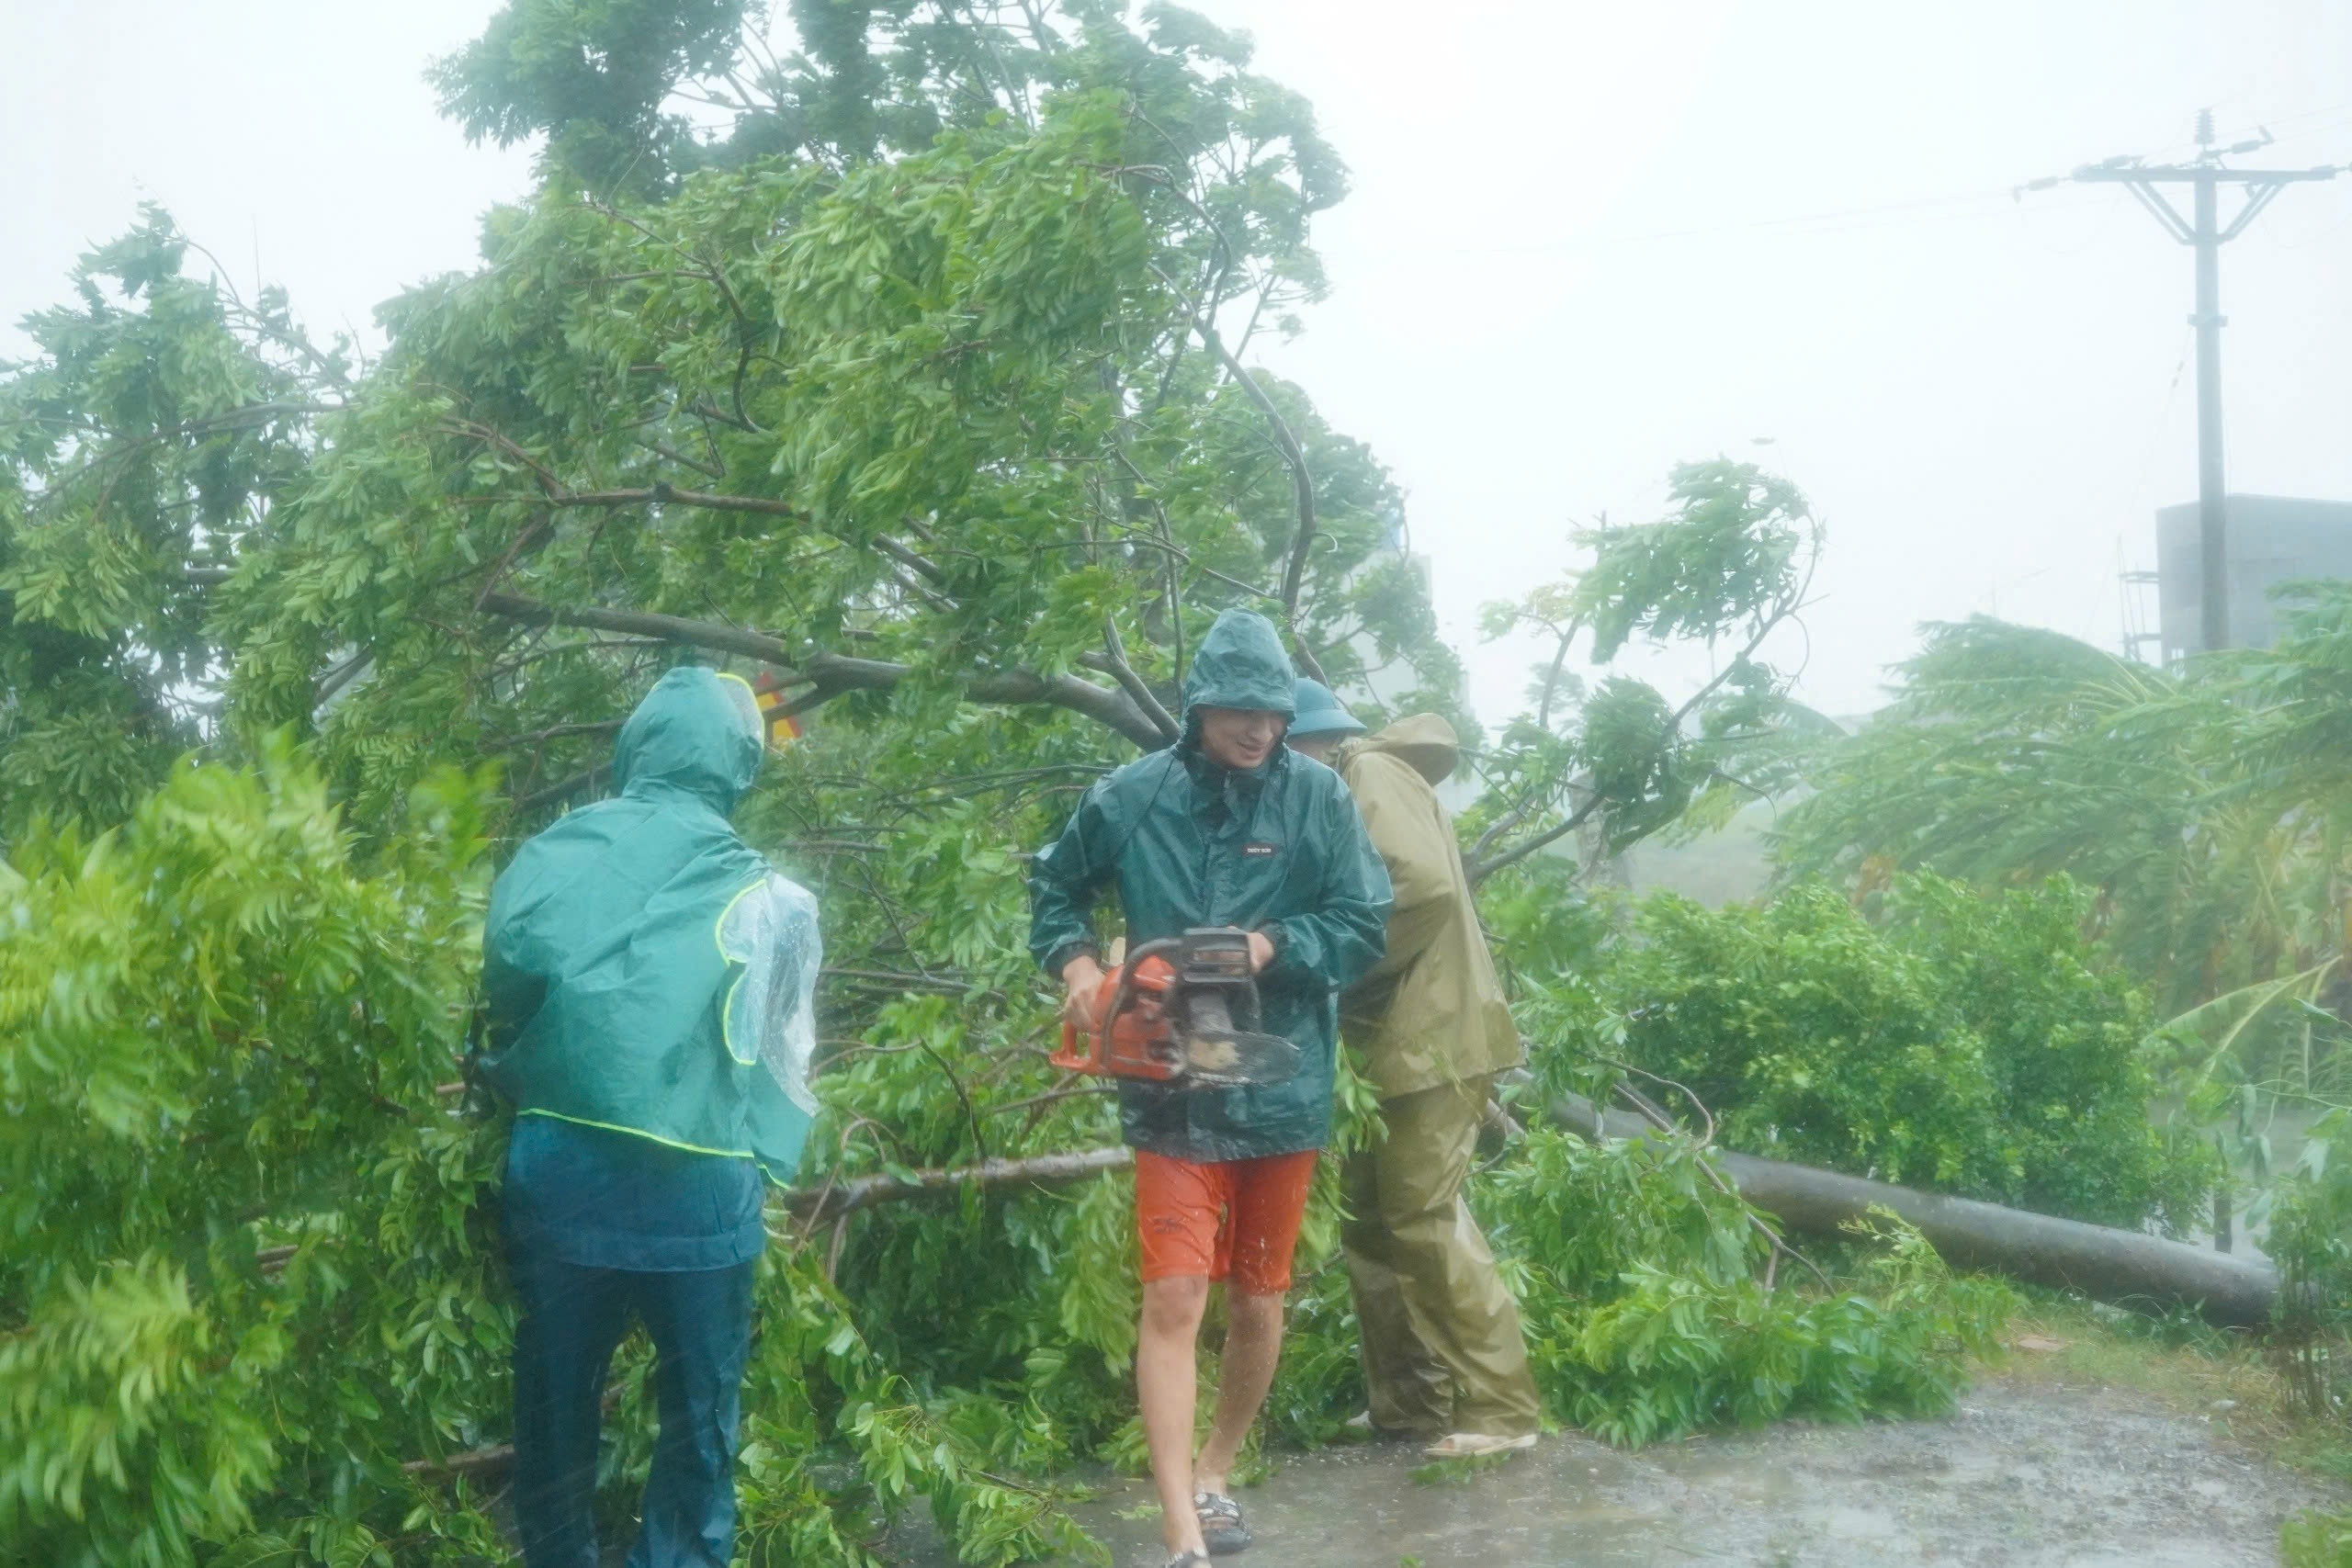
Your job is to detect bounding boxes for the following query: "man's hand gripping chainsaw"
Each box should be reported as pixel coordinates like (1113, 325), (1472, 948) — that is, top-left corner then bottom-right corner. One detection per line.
(1052, 927), (1303, 1088)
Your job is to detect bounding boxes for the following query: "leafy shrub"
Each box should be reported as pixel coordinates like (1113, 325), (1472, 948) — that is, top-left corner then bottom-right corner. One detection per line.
(2246, 1113), (2352, 1568)
(1596, 873), (2215, 1230)
(2285, 1506), (2352, 1568)
(2267, 1111), (2352, 1423)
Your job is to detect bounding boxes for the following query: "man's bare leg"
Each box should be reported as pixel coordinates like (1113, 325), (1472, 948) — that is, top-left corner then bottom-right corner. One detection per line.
(1191, 1287), (1284, 1497)
(1138, 1275), (1212, 1558)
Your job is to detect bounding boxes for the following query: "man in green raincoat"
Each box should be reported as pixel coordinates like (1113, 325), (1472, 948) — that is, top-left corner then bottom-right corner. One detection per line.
(1030, 611), (1390, 1567)
(480, 666), (820, 1568)
(1286, 682), (1542, 1460)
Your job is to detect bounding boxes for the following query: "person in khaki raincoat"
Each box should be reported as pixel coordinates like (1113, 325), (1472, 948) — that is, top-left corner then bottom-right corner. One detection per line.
(1286, 682), (1542, 1458)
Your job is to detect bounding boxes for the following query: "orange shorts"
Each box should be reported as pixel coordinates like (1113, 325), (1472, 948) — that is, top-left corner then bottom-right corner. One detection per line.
(1134, 1148), (1320, 1293)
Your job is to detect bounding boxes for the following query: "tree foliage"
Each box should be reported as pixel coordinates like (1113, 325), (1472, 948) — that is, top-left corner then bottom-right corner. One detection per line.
(1777, 601), (2352, 1111)
(1480, 1128), (2016, 1448)
(1584, 873), (2215, 1230)
(0, 4), (2033, 1563)
(1464, 460), (1827, 883)
(0, 750), (503, 1567)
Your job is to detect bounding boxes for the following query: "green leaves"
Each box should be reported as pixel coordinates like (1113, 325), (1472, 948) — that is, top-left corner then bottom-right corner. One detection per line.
(1778, 594), (2352, 1114)
(1467, 1128), (2015, 1449)
(1592, 873), (2215, 1229)
(1575, 462), (1810, 662)
(0, 749), (498, 1566)
(1466, 461), (1816, 882)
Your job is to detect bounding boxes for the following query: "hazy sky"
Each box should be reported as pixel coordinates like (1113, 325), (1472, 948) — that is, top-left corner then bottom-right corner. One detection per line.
(10, 1), (2350, 728)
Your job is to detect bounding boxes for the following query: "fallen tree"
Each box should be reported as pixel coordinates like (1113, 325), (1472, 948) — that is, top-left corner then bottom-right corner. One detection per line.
(763, 1096), (2279, 1327)
(404, 1074), (2282, 1486)
(1545, 1091), (2279, 1327)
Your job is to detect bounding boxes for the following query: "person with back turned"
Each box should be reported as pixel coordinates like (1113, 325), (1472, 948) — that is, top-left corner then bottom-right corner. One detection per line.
(1029, 611), (1390, 1566)
(1285, 679), (1542, 1460)
(479, 667), (822, 1568)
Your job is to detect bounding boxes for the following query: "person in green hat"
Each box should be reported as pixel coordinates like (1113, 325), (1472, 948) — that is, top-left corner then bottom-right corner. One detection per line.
(1030, 612), (1391, 1566)
(1286, 679), (1542, 1461)
(479, 666), (820, 1568)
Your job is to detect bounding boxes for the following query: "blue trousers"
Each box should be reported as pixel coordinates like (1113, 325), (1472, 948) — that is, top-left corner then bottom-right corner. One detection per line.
(507, 1241), (757, 1568)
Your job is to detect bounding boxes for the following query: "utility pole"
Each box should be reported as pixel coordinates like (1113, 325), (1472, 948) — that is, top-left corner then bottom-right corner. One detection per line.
(2024, 112), (2345, 652)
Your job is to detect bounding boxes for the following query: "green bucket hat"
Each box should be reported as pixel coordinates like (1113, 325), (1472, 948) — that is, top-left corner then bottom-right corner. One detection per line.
(1287, 677), (1367, 740)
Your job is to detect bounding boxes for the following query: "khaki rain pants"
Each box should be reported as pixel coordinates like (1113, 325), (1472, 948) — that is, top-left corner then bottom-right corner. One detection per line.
(1341, 1074), (1541, 1438)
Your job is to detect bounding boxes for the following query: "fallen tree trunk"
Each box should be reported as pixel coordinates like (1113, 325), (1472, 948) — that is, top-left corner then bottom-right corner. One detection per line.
(1547, 1091), (2279, 1328)
(775, 1100), (2278, 1325)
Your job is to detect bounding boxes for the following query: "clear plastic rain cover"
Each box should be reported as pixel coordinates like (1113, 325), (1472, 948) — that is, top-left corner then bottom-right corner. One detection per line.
(718, 873), (823, 1114)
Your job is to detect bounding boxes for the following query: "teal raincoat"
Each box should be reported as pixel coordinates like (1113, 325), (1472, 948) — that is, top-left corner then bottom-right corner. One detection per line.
(1029, 611), (1392, 1161)
(481, 668), (820, 1183)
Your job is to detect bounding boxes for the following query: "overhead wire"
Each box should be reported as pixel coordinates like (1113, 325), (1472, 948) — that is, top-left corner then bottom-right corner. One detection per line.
(1416, 97), (2352, 260)
(1387, 185), (2118, 258)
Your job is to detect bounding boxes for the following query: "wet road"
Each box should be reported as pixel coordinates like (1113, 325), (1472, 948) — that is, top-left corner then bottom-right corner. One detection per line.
(893, 1379), (2338, 1567)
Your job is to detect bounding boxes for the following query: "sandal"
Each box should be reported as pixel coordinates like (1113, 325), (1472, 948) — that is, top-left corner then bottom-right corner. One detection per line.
(1423, 1430), (1538, 1460)
(1193, 1490), (1250, 1555)
(1165, 1555), (1211, 1568)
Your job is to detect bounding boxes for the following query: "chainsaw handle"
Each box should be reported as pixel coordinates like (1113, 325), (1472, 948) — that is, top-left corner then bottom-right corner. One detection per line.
(1088, 937), (1182, 1043)
(1053, 938), (1185, 1075)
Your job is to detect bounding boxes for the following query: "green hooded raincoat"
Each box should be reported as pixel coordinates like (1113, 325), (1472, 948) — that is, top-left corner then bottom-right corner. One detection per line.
(481, 667), (819, 1183)
(1029, 611), (1392, 1162)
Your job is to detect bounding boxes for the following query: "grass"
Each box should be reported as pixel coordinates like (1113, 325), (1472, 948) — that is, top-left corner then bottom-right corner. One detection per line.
(1407, 1450), (1522, 1487)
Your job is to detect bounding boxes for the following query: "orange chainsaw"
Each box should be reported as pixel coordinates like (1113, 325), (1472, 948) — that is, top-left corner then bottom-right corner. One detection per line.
(1052, 927), (1303, 1088)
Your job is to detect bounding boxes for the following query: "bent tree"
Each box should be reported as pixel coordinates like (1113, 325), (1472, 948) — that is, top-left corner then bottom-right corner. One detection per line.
(4, 5), (1871, 1564)
(1778, 604), (2352, 1104)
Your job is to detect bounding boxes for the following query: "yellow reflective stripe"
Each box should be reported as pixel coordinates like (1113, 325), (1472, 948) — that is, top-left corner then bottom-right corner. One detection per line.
(517, 1107), (755, 1161)
(714, 875), (767, 1066)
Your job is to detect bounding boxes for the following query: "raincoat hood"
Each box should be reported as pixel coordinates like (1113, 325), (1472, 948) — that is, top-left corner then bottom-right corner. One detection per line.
(613, 667), (765, 810)
(1341, 713), (1461, 788)
(1182, 610), (1297, 721)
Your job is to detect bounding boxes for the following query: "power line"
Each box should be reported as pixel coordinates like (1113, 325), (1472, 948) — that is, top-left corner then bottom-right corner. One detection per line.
(1391, 186), (2114, 257)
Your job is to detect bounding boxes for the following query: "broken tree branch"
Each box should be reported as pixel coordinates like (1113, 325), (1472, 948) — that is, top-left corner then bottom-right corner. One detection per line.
(399, 1086), (2278, 1488)
(778, 1145), (1135, 1223)
(1464, 592), (1790, 886)
(1148, 262), (1328, 683)
(1089, 616), (1179, 746)
(779, 1097), (2283, 1325)
(473, 593), (1167, 748)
